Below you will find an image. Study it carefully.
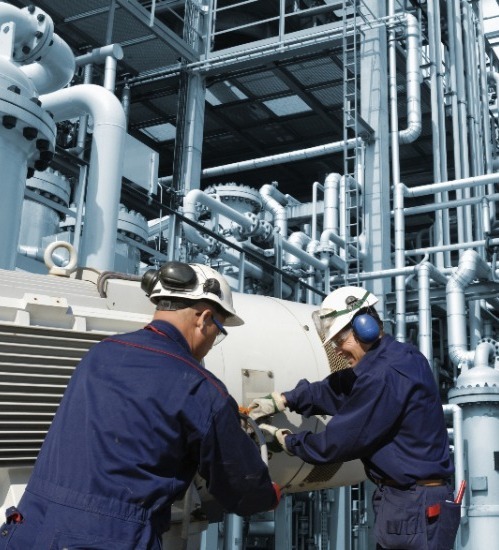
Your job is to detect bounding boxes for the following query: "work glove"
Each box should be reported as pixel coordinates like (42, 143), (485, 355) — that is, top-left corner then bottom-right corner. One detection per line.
(248, 391), (287, 420)
(259, 423), (293, 455)
(271, 482), (281, 510)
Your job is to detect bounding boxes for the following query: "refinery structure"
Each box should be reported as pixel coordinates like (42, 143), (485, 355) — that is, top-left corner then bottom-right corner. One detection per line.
(0, 0), (498, 548)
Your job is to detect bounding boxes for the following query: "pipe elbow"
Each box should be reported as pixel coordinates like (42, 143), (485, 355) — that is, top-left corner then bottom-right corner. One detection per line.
(474, 341), (496, 369)
(40, 84), (126, 129)
(182, 189), (204, 221)
(399, 121), (422, 144)
(21, 34), (75, 94)
(448, 345), (474, 368)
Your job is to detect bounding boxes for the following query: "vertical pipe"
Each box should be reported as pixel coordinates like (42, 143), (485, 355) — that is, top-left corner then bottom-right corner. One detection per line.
(323, 173), (341, 237)
(393, 183), (406, 341)
(104, 55), (118, 91)
(223, 514), (243, 550)
(417, 262), (433, 370)
(311, 181), (324, 242)
(40, 84), (126, 270)
(461, 1), (477, 241)
(449, 0), (467, 245)
(427, 0), (450, 267)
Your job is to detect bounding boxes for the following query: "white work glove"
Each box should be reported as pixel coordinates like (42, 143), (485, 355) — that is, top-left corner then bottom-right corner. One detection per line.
(248, 391), (287, 420)
(258, 423), (293, 455)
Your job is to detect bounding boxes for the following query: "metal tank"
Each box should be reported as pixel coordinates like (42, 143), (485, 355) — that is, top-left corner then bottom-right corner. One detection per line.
(60, 205), (149, 275)
(20, 168), (71, 248)
(0, 2), (73, 270)
(448, 339), (499, 550)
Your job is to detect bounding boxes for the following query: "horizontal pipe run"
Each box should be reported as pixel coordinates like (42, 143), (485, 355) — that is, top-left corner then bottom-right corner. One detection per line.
(159, 138), (362, 185)
(404, 172), (499, 198)
(330, 265), (420, 284)
(183, 189), (253, 230)
(400, 193), (499, 217)
(406, 241), (486, 257)
(75, 44), (124, 66)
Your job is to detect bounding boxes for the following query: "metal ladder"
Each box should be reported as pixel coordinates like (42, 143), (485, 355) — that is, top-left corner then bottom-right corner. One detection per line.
(341, 1), (374, 285)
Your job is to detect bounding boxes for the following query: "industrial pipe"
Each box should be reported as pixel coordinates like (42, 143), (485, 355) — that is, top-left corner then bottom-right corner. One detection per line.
(446, 250), (492, 369)
(158, 137), (363, 185)
(20, 33), (75, 95)
(40, 84), (127, 270)
(260, 183), (288, 236)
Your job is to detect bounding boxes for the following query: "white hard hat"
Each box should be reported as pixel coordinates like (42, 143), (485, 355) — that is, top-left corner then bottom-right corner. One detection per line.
(142, 262), (244, 326)
(315, 286), (378, 345)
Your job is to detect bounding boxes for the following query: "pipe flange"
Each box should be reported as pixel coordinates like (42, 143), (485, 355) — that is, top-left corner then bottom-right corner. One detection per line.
(26, 168), (70, 206)
(449, 338), (499, 404)
(60, 205), (77, 231)
(15, 6), (55, 65)
(230, 212), (260, 241)
(254, 219), (273, 242)
(316, 244), (336, 255)
(205, 183), (263, 214)
(0, 88), (56, 174)
(204, 236), (223, 258)
(117, 205), (148, 243)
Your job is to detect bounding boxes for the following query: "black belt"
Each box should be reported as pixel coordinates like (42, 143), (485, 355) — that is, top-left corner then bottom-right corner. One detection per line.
(377, 478), (448, 488)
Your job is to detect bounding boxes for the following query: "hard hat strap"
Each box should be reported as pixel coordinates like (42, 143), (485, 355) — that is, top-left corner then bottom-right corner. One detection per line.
(319, 291), (371, 320)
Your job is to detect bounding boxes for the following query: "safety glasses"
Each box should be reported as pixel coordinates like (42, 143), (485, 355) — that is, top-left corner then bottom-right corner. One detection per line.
(212, 316), (228, 345)
(331, 327), (353, 349)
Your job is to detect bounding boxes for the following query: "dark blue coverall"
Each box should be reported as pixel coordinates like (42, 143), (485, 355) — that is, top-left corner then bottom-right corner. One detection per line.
(283, 334), (460, 549)
(0, 320), (278, 549)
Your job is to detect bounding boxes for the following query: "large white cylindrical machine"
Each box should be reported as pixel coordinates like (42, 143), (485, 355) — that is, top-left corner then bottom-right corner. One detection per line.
(0, 267), (365, 530)
(207, 292), (366, 492)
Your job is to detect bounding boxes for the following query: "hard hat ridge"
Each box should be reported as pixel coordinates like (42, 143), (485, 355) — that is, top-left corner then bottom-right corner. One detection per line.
(142, 261), (244, 326)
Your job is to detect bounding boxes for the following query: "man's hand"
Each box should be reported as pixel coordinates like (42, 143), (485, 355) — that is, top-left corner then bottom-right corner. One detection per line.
(248, 391), (287, 420)
(259, 423), (293, 455)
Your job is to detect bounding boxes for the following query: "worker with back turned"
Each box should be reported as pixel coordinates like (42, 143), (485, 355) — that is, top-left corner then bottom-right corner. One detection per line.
(0, 262), (280, 549)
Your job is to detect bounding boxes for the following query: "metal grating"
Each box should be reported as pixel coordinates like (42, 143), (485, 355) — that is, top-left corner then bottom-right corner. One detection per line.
(302, 461), (342, 484)
(0, 323), (106, 467)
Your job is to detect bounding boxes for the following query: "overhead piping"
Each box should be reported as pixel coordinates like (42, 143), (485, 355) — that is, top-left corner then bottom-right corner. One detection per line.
(158, 137), (363, 185)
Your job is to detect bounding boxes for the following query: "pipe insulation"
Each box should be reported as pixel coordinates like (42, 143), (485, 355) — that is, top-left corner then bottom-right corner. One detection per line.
(158, 138), (363, 185)
(446, 250), (492, 368)
(398, 13), (423, 144)
(40, 84), (126, 270)
(20, 33), (75, 95)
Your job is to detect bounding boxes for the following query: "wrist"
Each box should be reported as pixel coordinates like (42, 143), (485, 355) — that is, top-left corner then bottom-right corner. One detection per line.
(271, 391), (287, 412)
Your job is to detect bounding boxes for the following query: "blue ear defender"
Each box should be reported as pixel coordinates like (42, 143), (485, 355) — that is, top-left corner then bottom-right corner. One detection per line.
(352, 313), (380, 343)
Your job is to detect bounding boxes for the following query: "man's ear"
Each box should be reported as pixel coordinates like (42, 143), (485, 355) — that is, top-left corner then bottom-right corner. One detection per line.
(198, 308), (211, 329)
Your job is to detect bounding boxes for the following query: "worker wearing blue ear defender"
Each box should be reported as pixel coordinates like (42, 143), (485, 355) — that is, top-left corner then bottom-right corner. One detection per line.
(0, 262), (280, 550)
(249, 286), (461, 550)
